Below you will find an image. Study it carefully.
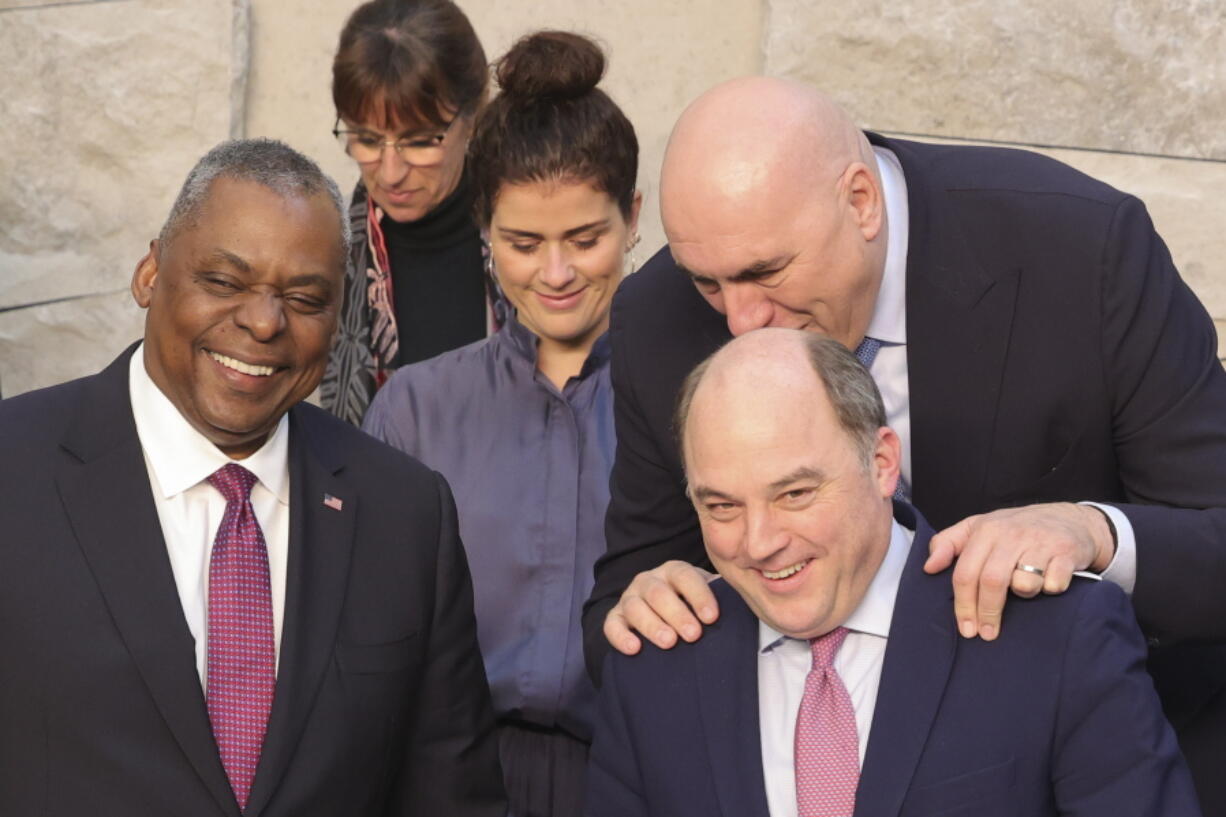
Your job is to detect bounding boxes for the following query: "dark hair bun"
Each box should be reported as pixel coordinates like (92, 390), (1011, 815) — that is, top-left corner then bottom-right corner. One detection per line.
(495, 30), (605, 101)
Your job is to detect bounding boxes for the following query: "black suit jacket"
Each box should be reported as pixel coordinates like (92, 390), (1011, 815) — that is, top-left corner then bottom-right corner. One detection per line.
(588, 504), (1202, 817)
(583, 135), (1226, 811)
(0, 347), (506, 816)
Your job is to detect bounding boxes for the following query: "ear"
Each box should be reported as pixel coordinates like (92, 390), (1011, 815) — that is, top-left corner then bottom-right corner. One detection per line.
(871, 425), (903, 499)
(627, 190), (644, 236)
(131, 240), (160, 308)
(841, 162), (885, 243)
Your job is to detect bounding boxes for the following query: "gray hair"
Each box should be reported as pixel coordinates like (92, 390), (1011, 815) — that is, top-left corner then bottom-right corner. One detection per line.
(674, 332), (887, 469)
(158, 138), (351, 257)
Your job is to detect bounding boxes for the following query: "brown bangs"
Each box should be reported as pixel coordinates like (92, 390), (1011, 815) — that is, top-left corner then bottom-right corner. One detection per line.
(334, 39), (453, 130)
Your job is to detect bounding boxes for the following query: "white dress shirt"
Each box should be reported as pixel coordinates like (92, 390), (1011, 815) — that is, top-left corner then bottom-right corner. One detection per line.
(865, 146), (912, 493)
(128, 345), (290, 688)
(758, 521), (913, 817)
(867, 146), (1135, 591)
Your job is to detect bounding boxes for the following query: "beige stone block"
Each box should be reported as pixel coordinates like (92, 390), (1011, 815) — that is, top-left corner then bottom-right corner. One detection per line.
(243, 0), (359, 204)
(0, 290), (143, 398)
(766, 0), (1226, 160)
(0, 0), (248, 312)
(244, 0), (767, 259)
(0, 0), (64, 9)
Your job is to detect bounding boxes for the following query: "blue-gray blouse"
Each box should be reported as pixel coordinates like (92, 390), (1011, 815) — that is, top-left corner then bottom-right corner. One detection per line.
(362, 315), (614, 740)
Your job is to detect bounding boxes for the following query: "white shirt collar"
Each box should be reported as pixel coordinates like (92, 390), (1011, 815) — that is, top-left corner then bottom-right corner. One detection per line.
(863, 146), (909, 346)
(759, 519), (915, 652)
(128, 343), (290, 504)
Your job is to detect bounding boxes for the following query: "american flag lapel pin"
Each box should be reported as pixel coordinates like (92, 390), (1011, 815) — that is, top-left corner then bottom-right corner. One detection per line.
(323, 493), (344, 511)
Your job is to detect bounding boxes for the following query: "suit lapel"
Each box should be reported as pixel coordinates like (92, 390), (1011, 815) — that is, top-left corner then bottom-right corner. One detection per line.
(854, 507), (957, 817)
(245, 406), (356, 817)
(695, 585), (773, 817)
(882, 136), (1021, 530)
(56, 348), (239, 817)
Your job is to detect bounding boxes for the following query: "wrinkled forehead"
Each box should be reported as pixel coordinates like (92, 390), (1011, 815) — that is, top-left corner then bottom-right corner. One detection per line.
(663, 157), (827, 274)
(193, 180), (345, 270)
(665, 211), (804, 282)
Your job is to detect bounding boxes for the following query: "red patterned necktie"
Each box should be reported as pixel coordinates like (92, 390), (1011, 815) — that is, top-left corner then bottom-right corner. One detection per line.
(794, 626), (860, 817)
(206, 463), (275, 811)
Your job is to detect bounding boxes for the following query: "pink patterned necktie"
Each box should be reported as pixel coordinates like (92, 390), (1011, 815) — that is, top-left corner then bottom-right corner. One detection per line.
(206, 463), (275, 811)
(795, 626), (860, 817)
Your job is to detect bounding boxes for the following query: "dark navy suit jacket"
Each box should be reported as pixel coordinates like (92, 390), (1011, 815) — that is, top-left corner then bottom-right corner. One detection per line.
(586, 504), (1201, 817)
(0, 347), (506, 817)
(583, 134), (1226, 811)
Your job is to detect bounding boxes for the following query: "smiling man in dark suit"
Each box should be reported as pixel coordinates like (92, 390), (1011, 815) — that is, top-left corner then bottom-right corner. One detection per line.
(0, 139), (504, 816)
(583, 78), (1226, 812)
(587, 328), (1201, 817)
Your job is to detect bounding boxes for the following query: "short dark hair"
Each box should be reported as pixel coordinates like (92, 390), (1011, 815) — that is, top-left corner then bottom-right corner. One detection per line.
(675, 332), (887, 468)
(468, 30), (639, 226)
(159, 138), (349, 257)
(332, 0), (488, 130)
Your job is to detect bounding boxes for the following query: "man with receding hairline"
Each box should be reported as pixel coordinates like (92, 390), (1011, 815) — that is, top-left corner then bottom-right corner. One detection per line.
(583, 77), (1226, 811)
(586, 327), (1200, 817)
(0, 138), (504, 817)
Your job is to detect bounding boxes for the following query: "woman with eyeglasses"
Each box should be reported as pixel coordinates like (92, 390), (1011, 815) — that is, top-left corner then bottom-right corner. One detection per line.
(320, 0), (501, 425)
(363, 30), (641, 817)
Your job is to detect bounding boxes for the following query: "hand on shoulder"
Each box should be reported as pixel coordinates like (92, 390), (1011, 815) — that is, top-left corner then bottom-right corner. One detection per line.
(604, 561), (721, 654)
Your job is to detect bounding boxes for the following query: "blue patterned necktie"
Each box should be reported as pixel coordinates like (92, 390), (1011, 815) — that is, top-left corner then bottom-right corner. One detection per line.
(852, 336), (910, 502)
(853, 335), (883, 369)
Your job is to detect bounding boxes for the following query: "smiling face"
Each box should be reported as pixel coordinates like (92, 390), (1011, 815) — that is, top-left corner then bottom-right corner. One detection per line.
(682, 335), (899, 639)
(489, 178), (640, 354)
(347, 110), (470, 223)
(131, 176), (345, 458)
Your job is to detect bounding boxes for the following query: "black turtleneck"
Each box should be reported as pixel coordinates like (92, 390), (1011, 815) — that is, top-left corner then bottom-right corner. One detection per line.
(381, 173), (487, 367)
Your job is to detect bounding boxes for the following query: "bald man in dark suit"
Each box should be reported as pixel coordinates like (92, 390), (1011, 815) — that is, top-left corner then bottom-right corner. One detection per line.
(584, 78), (1226, 813)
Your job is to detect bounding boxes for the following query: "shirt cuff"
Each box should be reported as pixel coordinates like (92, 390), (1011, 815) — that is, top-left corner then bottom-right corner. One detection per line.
(1079, 502), (1136, 594)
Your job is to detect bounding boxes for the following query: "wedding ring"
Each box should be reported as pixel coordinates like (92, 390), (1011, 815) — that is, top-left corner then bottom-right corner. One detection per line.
(1015, 563), (1045, 577)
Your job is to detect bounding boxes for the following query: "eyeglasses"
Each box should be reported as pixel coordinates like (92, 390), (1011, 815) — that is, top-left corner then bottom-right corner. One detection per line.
(332, 116), (458, 166)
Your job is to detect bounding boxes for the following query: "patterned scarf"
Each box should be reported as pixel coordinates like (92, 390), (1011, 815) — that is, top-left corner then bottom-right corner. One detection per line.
(319, 181), (502, 425)
(364, 194), (398, 386)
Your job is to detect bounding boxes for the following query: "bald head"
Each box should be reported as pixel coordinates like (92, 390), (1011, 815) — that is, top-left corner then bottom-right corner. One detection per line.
(676, 328), (887, 473)
(661, 78), (876, 235)
(658, 78), (889, 348)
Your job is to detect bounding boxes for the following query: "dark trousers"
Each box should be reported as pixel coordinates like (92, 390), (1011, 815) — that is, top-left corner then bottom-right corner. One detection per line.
(496, 720), (589, 817)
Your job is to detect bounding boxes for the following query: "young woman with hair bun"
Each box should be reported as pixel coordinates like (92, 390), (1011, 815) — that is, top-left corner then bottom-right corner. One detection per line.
(362, 30), (641, 817)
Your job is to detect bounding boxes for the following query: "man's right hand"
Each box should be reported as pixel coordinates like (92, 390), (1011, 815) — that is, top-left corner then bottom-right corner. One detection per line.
(603, 560), (721, 655)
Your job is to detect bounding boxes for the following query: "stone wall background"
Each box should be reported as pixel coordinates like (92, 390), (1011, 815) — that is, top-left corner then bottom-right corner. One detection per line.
(0, 0), (249, 397)
(2, 0), (1224, 397)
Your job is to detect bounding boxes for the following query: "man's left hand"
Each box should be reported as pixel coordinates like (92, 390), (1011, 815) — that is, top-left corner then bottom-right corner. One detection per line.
(924, 502), (1117, 641)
